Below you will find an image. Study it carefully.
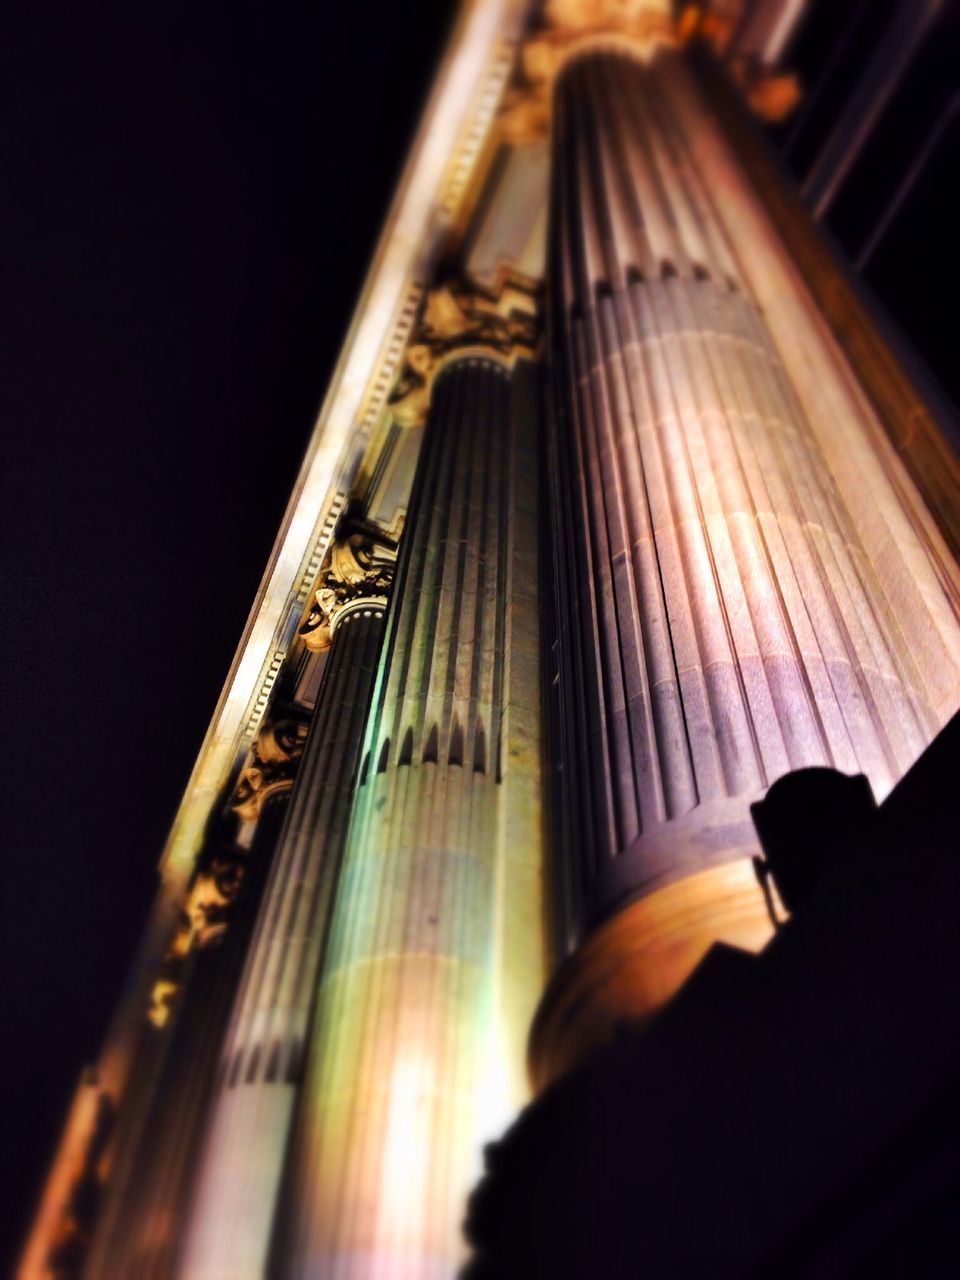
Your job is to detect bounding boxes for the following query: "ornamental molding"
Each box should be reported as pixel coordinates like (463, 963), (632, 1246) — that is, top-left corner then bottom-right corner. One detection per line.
(388, 280), (539, 428)
(229, 718), (309, 821)
(147, 715), (309, 1026)
(299, 524), (398, 653)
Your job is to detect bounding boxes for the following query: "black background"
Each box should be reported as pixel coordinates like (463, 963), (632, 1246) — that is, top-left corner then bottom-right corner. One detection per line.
(1, 1), (450, 1268)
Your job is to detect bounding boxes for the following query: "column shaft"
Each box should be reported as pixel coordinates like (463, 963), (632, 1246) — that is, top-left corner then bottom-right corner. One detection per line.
(276, 356), (545, 1279)
(534, 45), (959, 1084)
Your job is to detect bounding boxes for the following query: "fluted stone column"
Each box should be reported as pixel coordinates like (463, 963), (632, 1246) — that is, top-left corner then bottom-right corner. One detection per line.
(532, 39), (960, 1086)
(177, 536), (394, 1280)
(275, 329), (545, 1278)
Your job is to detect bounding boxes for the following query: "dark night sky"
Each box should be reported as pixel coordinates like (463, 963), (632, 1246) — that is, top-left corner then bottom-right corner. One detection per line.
(0, 1), (450, 1267)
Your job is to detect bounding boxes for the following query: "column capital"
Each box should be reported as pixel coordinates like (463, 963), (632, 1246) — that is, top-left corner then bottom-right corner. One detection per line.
(229, 718), (309, 820)
(299, 524), (398, 652)
(389, 278), (538, 427)
(499, 1), (675, 144)
(500, 3), (800, 145)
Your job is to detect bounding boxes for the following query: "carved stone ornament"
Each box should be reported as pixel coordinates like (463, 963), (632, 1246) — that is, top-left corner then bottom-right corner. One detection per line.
(146, 719), (309, 1024)
(298, 527), (398, 652)
(147, 870), (241, 1024)
(388, 280), (538, 427)
(183, 879), (230, 948)
(178, 848), (247, 949)
(230, 718), (309, 821)
(500, 1), (799, 143)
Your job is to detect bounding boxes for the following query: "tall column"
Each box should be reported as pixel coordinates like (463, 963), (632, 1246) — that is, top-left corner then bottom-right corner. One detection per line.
(531, 23), (960, 1086)
(275, 284), (545, 1278)
(177, 530), (395, 1279)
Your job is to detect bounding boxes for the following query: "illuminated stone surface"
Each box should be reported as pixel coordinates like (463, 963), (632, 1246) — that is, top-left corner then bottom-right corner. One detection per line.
(276, 355), (545, 1279)
(534, 41), (960, 1082)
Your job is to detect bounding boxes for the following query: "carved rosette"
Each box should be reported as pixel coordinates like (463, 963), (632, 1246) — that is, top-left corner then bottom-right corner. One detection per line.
(298, 525), (398, 652)
(388, 280), (538, 427)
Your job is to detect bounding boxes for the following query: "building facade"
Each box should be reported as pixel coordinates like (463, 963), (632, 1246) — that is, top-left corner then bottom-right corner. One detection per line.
(21, 2), (960, 1277)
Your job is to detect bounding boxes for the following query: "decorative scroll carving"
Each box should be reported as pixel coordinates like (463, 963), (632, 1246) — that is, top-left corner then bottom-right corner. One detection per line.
(147, 863), (241, 1027)
(298, 526), (398, 652)
(229, 718), (308, 821)
(388, 280), (538, 427)
(500, 0), (797, 144)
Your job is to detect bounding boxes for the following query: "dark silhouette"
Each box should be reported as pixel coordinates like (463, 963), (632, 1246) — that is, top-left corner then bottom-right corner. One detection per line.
(751, 768), (878, 918)
(465, 713), (960, 1278)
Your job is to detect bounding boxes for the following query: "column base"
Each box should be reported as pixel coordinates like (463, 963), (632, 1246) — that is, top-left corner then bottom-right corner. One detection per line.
(528, 858), (775, 1090)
